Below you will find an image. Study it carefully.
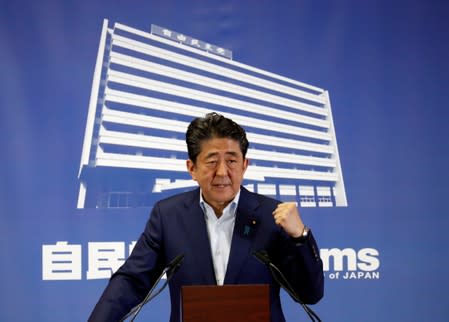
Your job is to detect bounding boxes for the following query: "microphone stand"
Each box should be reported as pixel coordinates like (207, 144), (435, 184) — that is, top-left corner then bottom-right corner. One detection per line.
(253, 251), (322, 322)
(120, 254), (185, 322)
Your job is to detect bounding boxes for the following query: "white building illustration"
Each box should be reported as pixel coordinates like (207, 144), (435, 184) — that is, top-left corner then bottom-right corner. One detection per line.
(77, 19), (347, 209)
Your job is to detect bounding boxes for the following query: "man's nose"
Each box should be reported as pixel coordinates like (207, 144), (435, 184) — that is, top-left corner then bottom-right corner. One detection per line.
(216, 160), (227, 176)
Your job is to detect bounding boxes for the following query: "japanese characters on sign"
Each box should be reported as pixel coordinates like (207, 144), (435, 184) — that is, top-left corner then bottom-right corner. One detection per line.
(42, 241), (136, 280)
(151, 24), (233, 59)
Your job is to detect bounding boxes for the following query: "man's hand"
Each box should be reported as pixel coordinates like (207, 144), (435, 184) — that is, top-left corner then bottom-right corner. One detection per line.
(272, 202), (305, 238)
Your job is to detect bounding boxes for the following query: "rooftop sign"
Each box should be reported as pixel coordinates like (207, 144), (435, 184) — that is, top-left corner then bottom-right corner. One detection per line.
(151, 24), (233, 59)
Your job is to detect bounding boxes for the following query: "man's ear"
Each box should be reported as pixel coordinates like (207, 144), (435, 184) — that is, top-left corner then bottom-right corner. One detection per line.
(242, 158), (249, 173)
(186, 159), (197, 181)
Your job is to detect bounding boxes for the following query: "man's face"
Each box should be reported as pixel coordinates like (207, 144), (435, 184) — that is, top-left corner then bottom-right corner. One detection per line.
(187, 137), (248, 215)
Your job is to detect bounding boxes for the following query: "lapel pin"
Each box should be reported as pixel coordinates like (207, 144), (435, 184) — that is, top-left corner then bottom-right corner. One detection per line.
(244, 219), (257, 236)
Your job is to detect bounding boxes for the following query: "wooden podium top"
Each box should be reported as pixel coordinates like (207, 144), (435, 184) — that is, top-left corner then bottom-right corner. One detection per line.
(182, 284), (270, 322)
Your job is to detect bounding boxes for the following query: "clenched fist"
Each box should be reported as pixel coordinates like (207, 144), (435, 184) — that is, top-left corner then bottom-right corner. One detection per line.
(272, 202), (305, 238)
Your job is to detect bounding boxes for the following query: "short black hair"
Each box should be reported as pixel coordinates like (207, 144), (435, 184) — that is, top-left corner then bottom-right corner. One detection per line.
(186, 112), (249, 163)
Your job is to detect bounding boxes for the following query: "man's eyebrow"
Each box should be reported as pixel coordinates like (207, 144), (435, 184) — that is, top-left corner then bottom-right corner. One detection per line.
(204, 152), (218, 159)
(204, 151), (239, 158)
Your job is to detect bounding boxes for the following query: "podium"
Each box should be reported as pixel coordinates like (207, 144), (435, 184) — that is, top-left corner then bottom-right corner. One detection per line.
(181, 284), (270, 322)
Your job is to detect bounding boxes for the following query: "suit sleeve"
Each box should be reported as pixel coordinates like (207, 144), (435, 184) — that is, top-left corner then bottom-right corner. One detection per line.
(272, 230), (324, 304)
(88, 204), (165, 322)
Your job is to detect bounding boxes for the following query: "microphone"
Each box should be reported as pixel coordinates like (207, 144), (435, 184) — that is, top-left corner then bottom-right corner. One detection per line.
(120, 254), (185, 322)
(165, 253), (185, 278)
(253, 250), (322, 322)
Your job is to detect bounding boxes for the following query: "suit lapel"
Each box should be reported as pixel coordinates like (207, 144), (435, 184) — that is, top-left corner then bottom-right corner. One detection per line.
(224, 187), (260, 284)
(180, 188), (217, 284)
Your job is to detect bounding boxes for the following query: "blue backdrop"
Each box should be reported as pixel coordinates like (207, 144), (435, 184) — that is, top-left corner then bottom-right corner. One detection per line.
(1, 0), (449, 321)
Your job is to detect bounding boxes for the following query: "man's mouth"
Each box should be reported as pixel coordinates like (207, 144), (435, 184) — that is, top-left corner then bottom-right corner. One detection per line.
(213, 183), (231, 188)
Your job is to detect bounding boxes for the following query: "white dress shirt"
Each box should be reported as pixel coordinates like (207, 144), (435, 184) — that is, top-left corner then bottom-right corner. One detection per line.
(200, 190), (240, 285)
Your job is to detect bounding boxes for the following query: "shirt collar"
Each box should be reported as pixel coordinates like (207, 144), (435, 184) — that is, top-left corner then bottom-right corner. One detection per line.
(200, 189), (240, 220)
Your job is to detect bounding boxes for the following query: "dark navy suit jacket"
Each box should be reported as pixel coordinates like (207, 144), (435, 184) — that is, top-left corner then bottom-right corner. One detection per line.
(89, 187), (324, 322)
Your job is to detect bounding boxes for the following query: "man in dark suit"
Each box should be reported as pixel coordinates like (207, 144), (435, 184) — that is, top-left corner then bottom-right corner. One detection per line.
(89, 112), (324, 322)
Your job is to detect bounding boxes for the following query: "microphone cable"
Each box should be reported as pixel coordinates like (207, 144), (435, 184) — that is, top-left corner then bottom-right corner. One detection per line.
(253, 250), (322, 322)
(120, 254), (185, 322)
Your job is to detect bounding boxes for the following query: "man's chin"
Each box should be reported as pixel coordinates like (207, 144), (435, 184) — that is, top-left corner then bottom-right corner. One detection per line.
(210, 188), (235, 200)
